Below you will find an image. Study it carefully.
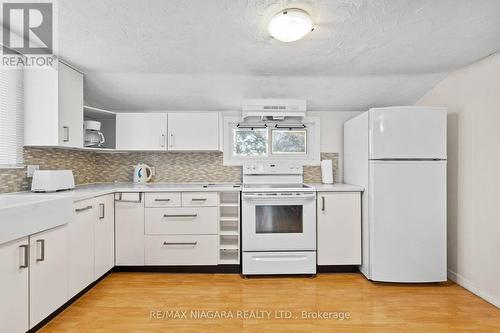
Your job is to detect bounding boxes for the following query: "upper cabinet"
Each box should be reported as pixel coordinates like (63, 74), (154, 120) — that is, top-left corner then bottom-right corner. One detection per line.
(115, 112), (219, 151)
(24, 62), (84, 148)
(167, 112), (219, 151)
(115, 113), (167, 150)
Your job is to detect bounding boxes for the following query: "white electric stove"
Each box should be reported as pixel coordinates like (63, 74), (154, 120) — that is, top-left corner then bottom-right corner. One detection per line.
(241, 162), (317, 275)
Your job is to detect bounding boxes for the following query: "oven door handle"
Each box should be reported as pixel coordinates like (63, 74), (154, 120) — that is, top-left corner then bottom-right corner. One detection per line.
(251, 255), (309, 262)
(242, 193), (316, 200)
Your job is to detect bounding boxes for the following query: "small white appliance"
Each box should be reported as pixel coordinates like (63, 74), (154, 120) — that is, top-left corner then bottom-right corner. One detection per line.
(133, 163), (153, 183)
(31, 170), (75, 192)
(344, 106), (447, 283)
(84, 120), (105, 147)
(241, 161), (316, 276)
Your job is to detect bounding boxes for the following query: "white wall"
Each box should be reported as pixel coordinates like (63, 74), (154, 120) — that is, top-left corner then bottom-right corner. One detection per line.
(417, 52), (500, 308)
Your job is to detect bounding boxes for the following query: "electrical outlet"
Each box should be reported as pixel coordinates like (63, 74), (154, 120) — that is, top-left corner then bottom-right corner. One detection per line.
(27, 165), (39, 178)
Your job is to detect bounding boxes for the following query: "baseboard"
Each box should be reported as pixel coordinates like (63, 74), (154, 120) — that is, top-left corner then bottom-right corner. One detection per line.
(448, 269), (500, 308)
(317, 265), (359, 273)
(114, 265), (241, 274)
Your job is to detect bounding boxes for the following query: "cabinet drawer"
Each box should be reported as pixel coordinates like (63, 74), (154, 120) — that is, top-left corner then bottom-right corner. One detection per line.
(145, 207), (217, 235)
(145, 193), (181, 207)
(181, 192), (218, 207)
(145, 235), (218, 265)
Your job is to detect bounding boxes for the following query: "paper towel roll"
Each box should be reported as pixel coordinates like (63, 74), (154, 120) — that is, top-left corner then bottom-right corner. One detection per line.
(321, 160), (334, 184)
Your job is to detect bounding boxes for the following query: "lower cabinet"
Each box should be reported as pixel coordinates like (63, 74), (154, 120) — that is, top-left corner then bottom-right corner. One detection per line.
(145, 235), (218, 265)
(68, 199), (96, 298)
(0, 237), (29, 333)
(115, 193), (145, 265)
(94, 194), (115, 279)
(29, 225), (69, 328)
(317, 192), (362, 265)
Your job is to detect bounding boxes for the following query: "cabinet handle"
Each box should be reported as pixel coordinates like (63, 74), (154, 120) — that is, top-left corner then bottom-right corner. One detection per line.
(163, 214), (198, 218)
(116, 193), (142, 203)
(99, 203), (105, 219)
(169, 133), (174, 147)
(63, 126), (70, 142)
(36, 239), (45, 262)
(321, 196), (325, 211)
(19, 245), (29, 268)
(163, 241), (197, 246)
(75, 205), (93, 213)
(160, 134), (166, 148)
(154, 198), (171, 202)
(191, 198), (207, 201)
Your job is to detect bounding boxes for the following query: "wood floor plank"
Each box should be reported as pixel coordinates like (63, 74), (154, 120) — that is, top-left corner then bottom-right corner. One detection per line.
(39, 273), (500, 333)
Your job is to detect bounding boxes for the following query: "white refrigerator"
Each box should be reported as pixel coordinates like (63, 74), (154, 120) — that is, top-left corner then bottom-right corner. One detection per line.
(344, 106), (447, 282)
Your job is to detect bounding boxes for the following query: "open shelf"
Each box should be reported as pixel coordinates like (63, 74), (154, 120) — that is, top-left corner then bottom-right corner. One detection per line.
(218, 191), (240, 264)
(219, 249), (239, 264)
(83, 105), (116, 150)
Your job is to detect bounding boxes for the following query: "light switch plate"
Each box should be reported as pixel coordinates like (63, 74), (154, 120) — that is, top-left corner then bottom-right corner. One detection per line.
(27, 165), (39, 178)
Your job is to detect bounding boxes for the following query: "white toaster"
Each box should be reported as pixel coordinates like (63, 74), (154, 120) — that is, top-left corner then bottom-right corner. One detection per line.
(31, 170), (75, 192)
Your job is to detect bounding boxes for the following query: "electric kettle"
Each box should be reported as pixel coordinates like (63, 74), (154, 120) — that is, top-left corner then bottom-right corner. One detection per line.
(133, 163), (153, 183)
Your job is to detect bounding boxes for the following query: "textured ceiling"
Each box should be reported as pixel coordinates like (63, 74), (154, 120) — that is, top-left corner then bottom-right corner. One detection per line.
(58, 0), (500, 111)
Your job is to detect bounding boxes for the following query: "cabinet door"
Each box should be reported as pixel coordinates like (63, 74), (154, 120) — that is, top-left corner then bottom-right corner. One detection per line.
(115, 193), (145, 265)
(116, 113), (167, 150)
(0, 237), (29, 333)
(317, 192), (361, 265)
(167, 112), (219, 151)
(68, 200), (95, 298)
(58, 62), (83, 148)
(29, 225), (68, 329)
(94, 194), (115, 279)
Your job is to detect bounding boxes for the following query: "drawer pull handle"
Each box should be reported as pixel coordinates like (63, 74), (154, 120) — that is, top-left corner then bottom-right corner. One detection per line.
(155, 198), (171, 202)
(163, 214), (198, 218)
(163, 241), (197, 246)
(191, 198), (207, 201)
(75, 205), (93, 213)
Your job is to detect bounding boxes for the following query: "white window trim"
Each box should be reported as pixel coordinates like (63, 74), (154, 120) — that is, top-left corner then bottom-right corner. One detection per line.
(223, 116), (320, 166)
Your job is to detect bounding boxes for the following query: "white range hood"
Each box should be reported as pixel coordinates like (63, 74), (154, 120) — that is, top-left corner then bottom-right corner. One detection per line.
(242, 99), (306, 120)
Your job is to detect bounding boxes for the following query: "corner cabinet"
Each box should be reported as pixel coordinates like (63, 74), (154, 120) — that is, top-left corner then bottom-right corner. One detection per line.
(317, 192), (361, 266)
(115, 112), (219, 151)
(24, 62), (84, 148)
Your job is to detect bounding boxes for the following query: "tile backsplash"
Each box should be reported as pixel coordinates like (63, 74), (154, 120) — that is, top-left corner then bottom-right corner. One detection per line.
(0, 148), (339, 193)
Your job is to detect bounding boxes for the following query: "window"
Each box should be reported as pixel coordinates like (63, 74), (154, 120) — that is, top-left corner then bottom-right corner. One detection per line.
(0, 67), (24, 167)
(272, 130), (307, 154)
(233, 128), (268, 157)
(223, 116), (320, 166)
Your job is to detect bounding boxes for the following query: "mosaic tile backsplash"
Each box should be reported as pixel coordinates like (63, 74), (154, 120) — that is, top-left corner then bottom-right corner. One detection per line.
(0, 148), (339, 193)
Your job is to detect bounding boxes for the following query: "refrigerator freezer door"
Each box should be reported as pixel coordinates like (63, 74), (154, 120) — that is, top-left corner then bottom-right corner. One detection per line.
(369, 161), (447, 282)
(369, 107), (447, 160)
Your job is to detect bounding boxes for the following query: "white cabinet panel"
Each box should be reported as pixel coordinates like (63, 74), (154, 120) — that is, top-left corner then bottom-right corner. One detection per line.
(167, 112), (219, 151)
(181, 192), (218, 207)
(116, 113), (167, 150)
(115, 193), (145, 265)
(0, 237), (29, 333)
(145, 207), (218, 235)
(68, 200), (95, 298)
(317, 192), (361, 265)
(29, 225), (68, 328)
(58, 62), (84, 148)
(24, 62), (83, 147)
(145, 192), (181, 208)
(145, 235), (218, 265)
(94, 195), (115, 279)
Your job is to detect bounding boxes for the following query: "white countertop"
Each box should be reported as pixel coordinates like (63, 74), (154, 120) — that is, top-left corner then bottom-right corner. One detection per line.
(308, 183), (364, 192)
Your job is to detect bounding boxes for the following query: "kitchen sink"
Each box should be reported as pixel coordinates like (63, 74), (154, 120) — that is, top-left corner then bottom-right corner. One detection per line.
(0, 194), (74, 244)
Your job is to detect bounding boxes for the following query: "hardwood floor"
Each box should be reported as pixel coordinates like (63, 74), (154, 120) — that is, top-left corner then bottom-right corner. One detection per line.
(39, 272), (500, 333)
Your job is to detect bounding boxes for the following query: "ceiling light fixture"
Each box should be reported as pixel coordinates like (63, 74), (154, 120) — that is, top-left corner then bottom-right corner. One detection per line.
(268, 8), (314, 43)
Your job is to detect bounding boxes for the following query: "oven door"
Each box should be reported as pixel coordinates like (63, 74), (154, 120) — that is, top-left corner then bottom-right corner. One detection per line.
(242, 192), (316, 251)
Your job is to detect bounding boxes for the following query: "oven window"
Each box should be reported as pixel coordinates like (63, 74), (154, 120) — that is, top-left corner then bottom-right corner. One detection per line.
(255, 205), (303, 233)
